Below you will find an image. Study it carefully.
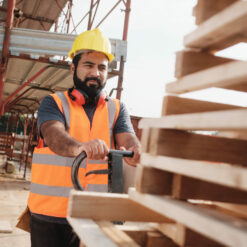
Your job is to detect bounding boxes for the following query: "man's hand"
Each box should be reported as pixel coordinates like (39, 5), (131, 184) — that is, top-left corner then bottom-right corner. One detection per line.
(81, 139), (109, 160)
(115, 132), (141, 167)
(119, 145), (141, 167)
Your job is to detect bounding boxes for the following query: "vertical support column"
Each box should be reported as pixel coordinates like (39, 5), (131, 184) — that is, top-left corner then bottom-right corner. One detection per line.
(0, 0), (16, 107)
(88, 0), (94, 30)
(66, 0), (73, 33)
(116, 0), (131, 100)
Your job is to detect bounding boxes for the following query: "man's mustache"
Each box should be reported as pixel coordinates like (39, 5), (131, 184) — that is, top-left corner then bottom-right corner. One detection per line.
(84, 77), (102, 86)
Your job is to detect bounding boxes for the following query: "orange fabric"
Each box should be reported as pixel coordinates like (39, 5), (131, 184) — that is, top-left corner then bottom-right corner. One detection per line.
(28, 91), (120, 217)
(28, 193), (69, 218)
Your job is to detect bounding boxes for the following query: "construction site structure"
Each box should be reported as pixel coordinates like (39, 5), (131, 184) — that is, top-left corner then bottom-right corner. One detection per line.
(0, 0), (141, 179)
(67, 0), (247, 246)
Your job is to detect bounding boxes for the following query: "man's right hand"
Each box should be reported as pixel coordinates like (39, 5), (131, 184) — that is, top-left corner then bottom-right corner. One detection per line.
(81, 139), (109, 160)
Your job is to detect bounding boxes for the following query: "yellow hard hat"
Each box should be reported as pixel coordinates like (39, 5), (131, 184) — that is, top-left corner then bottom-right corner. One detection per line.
(68, 28), (114, 62)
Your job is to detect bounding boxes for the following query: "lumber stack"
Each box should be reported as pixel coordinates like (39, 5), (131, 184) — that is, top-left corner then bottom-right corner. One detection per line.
(67, 1), (247, 246)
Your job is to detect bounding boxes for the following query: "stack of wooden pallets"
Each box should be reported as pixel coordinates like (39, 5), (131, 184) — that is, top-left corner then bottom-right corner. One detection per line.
(67, 1), (247, 246)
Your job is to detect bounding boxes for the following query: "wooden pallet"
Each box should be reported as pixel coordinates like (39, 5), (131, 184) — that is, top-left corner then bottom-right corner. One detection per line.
(67, 1), (247, 246)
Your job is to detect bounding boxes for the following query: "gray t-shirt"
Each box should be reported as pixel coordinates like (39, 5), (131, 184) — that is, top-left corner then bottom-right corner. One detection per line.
(32, 94), (134, 223)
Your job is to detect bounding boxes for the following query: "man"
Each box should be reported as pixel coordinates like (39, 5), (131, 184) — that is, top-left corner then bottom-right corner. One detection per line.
(27, 28), (141, 247)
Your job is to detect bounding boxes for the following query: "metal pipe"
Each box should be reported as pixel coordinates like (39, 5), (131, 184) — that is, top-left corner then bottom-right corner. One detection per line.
(87, 0), (94, 30)
(1, 65), (52, 116)
(96, 0), (122, 28)
(122, 0), (131, 41)
(0, 0), (16, 108)
(116, 0), (131, 99)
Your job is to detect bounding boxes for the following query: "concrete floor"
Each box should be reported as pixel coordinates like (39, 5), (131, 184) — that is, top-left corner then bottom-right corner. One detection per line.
(0, 173), (31, 247)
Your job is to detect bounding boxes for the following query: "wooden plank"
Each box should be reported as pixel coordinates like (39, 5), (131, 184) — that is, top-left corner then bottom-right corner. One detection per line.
(135, 165), (247, 204)
(162, 95), (241, 116)
(117, 225), (154, 247)
(145, 231), (178, 247)
(0, 220), (12, 233)
(193, 0), (238, 25)
(151, 223), (224, 247)
(128, 189), (247, 247)
(139, 108), (247, 131)
(96, 221), (140, 247)
(68, 190), (173, 223)
(184, 1), (247, 51)
(141, 153), (247, 191)
(166, 61), (247, 94)
(213, 202), (247, 220)
(147, 129), (247, 166)
(174, 50), (234, 78)
(67, 217), (118, 247)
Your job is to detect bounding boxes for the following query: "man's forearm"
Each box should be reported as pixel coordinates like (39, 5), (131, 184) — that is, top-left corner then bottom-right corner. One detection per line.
(41, 120), (83, 157)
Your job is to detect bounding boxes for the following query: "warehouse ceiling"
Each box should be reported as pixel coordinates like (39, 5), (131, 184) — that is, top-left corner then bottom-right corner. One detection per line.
(0, 0), (126, 115)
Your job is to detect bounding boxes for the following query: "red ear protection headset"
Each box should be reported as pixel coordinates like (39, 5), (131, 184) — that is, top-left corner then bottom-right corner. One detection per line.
(69, 88), (107, 105)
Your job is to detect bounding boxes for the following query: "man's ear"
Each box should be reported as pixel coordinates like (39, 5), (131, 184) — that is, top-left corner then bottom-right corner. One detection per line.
(70, 63), (75, 75)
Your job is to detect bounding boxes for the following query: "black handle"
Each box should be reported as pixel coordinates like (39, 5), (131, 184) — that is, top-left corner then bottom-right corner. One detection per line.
(71, 151), (87, 191)
(108, 149), (134, 158)
(71, 149), (134, 191)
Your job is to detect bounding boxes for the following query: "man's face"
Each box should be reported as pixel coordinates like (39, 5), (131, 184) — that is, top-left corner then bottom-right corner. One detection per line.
(71, 51), (108, 98)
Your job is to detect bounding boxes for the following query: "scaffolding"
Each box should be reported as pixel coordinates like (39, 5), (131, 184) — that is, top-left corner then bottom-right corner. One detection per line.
(0, 0), (132, 177)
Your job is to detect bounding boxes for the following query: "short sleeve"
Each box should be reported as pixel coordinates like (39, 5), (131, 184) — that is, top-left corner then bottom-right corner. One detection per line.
(38, 95), (65, 137)
(113, 102), (134, 134)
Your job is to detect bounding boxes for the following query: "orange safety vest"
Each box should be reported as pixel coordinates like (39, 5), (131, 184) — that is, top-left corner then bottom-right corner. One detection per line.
(27, 91), (120, 218)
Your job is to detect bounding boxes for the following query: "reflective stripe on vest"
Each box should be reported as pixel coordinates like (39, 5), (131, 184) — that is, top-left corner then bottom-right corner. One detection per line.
(28, 91), (120, 217)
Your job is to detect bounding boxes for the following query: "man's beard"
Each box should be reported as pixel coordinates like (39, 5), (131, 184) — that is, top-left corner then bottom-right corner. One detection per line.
(73, 72), (105, 99)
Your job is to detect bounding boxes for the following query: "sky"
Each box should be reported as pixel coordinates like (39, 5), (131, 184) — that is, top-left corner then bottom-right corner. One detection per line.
(68, 0), (247, 118)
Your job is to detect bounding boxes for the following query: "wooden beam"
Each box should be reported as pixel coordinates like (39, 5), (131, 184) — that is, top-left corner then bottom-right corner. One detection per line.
(174, 50), (234, 78)
(135, 164), (247, 204)
(68, 190), (173, 223)
(67, 218), (118, 247)
(116, 225), (154, 247)
(145, 232), (177, 247)
(128, 189), (247, 247)
(184, 1), (247, 51)
(139, 108), (247, 131)
(96, 221), (140, 247)
(147, 129), (247, 166)
(151, 223), (224, 247)
(141, 153), (247, 191)
(193, 0), (238, 25)
(166, 61), (247, 94)
(162, 95), (241, 116)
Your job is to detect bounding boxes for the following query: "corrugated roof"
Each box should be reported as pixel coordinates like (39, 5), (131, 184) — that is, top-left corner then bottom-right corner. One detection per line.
(1, 0), (68, 31)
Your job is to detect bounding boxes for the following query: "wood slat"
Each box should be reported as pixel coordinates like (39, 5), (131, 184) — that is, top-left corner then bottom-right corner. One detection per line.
(68, 190), (173, 223)
(162, 95), (241, 116)
(139, 108), (247, 131)
(174, 50), (234, 78)
(193, 0), (238, 25)
(128, 189), (247, 247)
(135, 164), (247, 204)
(97, 221), (140, 247)
(67, 218), (118, 247)
(147, 129), (247, 166)
(151, 223), (224, 247)
(166, 61), (247, 94)
(140, 153), (247, 191)
(184, 1), (247, 51)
